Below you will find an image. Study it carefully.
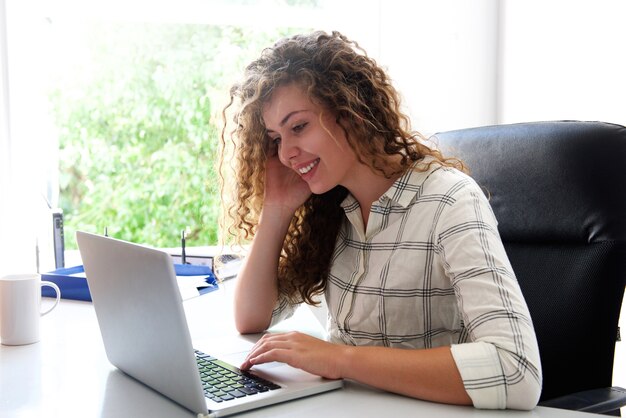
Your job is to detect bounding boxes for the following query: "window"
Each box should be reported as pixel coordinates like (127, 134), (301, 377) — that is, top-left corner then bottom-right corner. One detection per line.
(50, 19), (303, 249)
(2, 0), (379, 268)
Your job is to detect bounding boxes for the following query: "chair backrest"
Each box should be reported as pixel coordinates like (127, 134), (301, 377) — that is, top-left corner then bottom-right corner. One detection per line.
(435, 121), (626, 401)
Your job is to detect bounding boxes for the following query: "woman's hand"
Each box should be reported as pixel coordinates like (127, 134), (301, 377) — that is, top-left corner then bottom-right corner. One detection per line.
(263, 155), (311, 215)
(240, 331), (346, 380)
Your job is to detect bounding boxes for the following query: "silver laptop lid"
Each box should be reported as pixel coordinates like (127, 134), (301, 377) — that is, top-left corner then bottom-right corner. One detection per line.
(76, 231), (208, 415)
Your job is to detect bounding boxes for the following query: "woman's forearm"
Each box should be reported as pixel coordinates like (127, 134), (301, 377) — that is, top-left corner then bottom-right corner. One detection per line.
(233, 207), (294, 333)
(339, 345), (472, 406)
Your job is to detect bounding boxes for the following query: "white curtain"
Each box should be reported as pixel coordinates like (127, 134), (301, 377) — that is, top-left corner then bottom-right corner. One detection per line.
(0, 0), (17, 276)
(0, 0), (53, 275)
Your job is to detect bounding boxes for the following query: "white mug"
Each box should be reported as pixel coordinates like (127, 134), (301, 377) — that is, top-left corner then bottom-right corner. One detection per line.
(0, 273), (61, 345)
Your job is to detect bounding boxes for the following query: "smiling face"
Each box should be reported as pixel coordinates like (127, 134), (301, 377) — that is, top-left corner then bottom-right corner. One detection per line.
(262, 83), (361, 195)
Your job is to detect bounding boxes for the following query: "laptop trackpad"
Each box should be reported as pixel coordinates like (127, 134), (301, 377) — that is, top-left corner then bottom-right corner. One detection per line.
(220, 349), (284, 370)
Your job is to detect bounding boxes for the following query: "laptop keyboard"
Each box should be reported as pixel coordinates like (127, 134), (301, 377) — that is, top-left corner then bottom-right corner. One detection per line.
(195, 350), (281, 403)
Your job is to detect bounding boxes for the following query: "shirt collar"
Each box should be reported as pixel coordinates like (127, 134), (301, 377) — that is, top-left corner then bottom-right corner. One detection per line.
(384, 156), (445, 207)
(340, 159), (438, 210)
(381, 163), (423, 208)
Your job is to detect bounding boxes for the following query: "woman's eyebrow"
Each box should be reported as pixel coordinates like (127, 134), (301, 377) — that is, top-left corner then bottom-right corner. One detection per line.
(279, 110), (306, 127)
(266, 109), (308, 133)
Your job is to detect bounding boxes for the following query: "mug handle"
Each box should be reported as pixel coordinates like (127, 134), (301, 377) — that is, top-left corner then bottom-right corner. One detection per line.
(40, 281), (61, 316)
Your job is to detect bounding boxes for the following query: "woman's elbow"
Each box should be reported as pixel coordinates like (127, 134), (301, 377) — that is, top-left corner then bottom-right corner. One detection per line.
(506, 375), (542, 410)
(234, 315), (270, 335)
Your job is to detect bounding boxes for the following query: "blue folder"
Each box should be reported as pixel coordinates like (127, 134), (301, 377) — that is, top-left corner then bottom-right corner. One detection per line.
(41, 264), (218, 302)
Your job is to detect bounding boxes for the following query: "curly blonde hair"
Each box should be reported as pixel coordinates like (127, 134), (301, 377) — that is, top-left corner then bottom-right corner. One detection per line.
(220, 31), (464, 305)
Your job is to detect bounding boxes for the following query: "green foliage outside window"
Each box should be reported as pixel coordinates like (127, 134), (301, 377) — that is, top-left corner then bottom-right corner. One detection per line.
(51, 23), (304, 249)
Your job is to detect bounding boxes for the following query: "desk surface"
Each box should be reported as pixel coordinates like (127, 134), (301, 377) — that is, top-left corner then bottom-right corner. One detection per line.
(0, 282), (610, 418)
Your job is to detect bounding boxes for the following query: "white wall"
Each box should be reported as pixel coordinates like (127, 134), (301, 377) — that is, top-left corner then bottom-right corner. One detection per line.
(378, 0), (500, 135)
(369, 0), (626, 133)
(499, 0), (626, 126)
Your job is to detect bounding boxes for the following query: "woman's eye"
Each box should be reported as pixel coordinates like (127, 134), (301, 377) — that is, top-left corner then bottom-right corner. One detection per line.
(292, 122), (308, 133)
(271, 136), (281, 146)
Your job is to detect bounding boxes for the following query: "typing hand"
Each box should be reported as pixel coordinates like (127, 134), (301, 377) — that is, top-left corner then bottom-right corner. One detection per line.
(241, 331), (345, 380)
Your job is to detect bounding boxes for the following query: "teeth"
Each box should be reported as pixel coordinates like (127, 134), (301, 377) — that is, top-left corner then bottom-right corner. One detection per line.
(298, 159), (319, 174)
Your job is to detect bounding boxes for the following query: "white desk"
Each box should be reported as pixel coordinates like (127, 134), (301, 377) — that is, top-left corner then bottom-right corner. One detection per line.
(0, 282), (610, 418)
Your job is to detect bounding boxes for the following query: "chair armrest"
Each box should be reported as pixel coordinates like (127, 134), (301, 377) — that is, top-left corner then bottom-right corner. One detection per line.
(539, 386), (626, 414)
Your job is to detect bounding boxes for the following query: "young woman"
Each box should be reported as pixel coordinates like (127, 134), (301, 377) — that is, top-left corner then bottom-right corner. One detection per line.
(219, 31), (541, 410)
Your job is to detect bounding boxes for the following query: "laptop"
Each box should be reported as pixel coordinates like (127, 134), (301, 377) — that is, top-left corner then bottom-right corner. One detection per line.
(76, 231), (342, 417)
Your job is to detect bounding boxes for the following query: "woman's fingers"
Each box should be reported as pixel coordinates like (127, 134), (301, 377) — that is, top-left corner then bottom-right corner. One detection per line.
(241, 332), (344, 380)
(242, 333), (294, 368)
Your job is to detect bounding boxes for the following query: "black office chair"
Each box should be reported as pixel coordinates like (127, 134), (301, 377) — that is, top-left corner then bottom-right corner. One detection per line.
(435, 121), (626, 415)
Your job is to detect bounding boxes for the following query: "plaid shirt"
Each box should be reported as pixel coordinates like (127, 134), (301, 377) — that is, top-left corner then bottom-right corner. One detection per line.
(272, 163), (542, 409)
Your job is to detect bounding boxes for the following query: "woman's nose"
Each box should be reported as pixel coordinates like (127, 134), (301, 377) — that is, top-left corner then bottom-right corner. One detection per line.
(278, 136), (299, 163)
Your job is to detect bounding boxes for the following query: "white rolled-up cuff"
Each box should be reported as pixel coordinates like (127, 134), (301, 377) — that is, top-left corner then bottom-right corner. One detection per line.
(450, 341), (507, 409)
